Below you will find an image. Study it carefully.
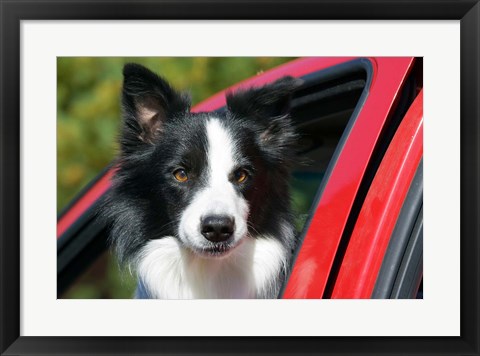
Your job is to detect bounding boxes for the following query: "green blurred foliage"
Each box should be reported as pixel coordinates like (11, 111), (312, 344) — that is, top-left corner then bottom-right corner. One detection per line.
(58, 57), (295, 298)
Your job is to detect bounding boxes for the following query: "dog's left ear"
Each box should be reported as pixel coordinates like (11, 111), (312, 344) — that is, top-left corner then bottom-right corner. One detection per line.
(226, 76), (302, 158)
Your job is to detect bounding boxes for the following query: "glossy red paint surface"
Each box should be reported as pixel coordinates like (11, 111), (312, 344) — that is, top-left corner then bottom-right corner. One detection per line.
(283, 57), (415, 299)
(330, 90), (423, 299)
(57, 57), (357, 239)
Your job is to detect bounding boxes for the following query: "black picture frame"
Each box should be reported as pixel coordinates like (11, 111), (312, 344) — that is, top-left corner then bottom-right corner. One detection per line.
(1, 1), (479, 355)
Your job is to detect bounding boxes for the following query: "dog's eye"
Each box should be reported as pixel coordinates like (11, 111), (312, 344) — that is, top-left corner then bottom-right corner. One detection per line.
(173, 169), (188, 182)
(233, 169), (248, 184)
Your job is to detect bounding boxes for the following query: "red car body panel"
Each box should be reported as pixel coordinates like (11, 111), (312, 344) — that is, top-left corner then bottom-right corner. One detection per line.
(283, 57), (415, 298)
(330, 90), (423, 299)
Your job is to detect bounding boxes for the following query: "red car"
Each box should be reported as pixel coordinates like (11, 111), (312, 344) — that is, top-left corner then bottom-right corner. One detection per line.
(57, 57), (423, 299)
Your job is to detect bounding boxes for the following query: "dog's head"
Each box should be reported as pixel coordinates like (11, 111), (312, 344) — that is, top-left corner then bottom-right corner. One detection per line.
(114, 63), (300, 260)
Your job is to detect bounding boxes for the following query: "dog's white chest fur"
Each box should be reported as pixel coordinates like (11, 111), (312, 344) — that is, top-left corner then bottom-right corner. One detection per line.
(136, 237), (287, 299)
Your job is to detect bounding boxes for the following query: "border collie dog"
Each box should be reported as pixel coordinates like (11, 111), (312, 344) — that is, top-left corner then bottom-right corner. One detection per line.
(101, 63), (301, 299)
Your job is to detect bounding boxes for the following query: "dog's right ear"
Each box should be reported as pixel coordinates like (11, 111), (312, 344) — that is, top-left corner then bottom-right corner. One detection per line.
(121, 63), (190, 151)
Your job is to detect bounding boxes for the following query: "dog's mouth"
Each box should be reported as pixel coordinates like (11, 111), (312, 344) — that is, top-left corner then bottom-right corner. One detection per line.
(192, 240), (243, 259)
(198, 242), (233, 258)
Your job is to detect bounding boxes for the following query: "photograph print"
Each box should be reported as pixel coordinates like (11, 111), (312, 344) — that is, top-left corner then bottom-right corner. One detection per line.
(57, 56), (423, 300)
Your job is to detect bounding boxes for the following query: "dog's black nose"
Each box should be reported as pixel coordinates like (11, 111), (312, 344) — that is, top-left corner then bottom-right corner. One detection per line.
(201, 215), (235, 242)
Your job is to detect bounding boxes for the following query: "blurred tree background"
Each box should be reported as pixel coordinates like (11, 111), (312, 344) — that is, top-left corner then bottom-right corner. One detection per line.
(57, 57), (296, 298)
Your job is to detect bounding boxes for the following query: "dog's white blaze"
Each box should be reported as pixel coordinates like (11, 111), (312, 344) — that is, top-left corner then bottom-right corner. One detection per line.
(205, 118), (236, 191)
(137, 236), (287, 298)
(178, 118), (249, 248)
